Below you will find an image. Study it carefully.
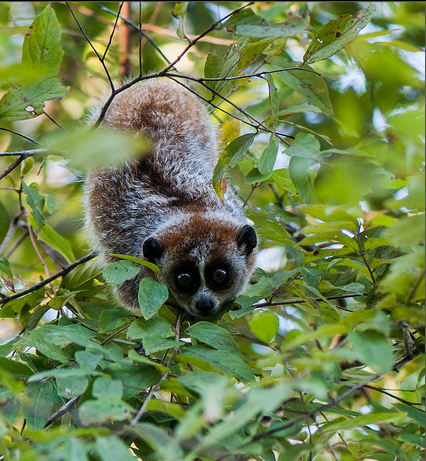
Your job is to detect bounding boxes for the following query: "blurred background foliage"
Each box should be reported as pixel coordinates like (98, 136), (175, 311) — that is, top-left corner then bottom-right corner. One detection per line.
(0, 2), (424, 461)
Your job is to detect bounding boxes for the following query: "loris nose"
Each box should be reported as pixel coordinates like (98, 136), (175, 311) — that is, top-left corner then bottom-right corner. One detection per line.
(195, 293), (216, 316)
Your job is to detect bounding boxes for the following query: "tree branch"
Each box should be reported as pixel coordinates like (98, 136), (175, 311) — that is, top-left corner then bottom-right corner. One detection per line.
(0, 251), (97, 305)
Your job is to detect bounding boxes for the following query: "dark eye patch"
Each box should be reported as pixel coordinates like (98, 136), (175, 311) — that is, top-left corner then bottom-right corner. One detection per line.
(174, 263), (200, 294)
(205, 263), (231, 291)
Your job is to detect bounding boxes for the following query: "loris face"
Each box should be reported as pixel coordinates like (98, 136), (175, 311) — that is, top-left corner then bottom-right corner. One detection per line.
(142, 222), (257, 318)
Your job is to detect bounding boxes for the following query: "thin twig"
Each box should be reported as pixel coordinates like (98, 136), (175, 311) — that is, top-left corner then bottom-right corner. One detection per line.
(406, 269), (425, 306)
(44, 395), (82, 428)
(100, 3), (173, 67)
(103, 1), (124, 61)
(66, 2), (115, 91)
(0, 127), (41, 144)
(251, 373), (382, 443)
(93, 2), (255, 127)
(169, 67), (321, 83)
(0, 149), (46, 158)
(355, 231), (376, 285)
(168, 75), (294, 143)
(0, 155), (27, 181)
(101, 322), (133, 346)
(42, 110), (65, 131)
(253, 292), (367, 310)
(362, 384), (424, 406)
(161, 2), (255, 75)
(26, 217), (56, 295)
(0, 251), (97, 305)
(138, 2), (142, 77)
(0, 211), (25, 255)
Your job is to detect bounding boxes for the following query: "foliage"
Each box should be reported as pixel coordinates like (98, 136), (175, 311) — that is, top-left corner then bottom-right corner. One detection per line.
(0, 2), (424, 461)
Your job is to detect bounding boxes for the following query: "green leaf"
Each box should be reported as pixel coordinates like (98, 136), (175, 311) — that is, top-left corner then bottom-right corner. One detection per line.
(274, 62), (333, 115)
(303, 4), (376, 64)
(285, 133), (321, 159)
(138, 278), (169, 319)
(95, 435), (136, 461)
(0, 357), (33, 377)
(249, 310), (279, 343)
(0, 199), (10, 244)
(102, 261), (140, 285)
(79, 398), (133, 425)
(39, 224), (75, 263)
(92, 377), (123, 399)
(19, 328), (70, 364)
(45, 128), (149, 170)
(226, 133), (255, 168)
(75, 351), (103, 371)
(28, 366), (96, 384)
(22, 323), (98, 351)
(103, 260), (141, 285)
(22, 181), (45, 226)
(133, 423), (185, 461)
(172, 2), (189, 39)
(281, 324), (348, 351)
(385, 214), (425, 247)
(56, 374), (89, 399)
(0, 75), (69, 121)
(198, 382), (291, 450)
(22, 380), (55, 429)
(213, 133), (255, 191)
(235, 14), (307, 38)
(267, 104), (323, 121)
(348, 330), (394, 373)
(0, 257), (14, 293)
(109, 253), (159, 274)
(204, 40), (241, 92)
(321, 411), (407, 433)
(178, 371), (230, 397)
(258, 136), (278, 176)
(21, 4), (64, 76)
(99, 309), (130, 334)
(288, 156), (318, 204)
(319, 304), (341, 323)
(143, 335), (182, 355)
(186, 321), (241, 355)
(128, 316), (173, 341)
(393, 403), (425, 429)
(177, 345), (255, 382)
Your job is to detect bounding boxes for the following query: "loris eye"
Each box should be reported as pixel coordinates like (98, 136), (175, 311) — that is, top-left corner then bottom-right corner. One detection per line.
(174, 267), (200, 294)
(206, 264), (230, 290)
(212, 268), (227, 284)
(177, 273), (193, 289)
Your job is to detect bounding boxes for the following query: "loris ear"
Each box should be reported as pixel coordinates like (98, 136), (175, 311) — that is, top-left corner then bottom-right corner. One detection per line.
(237, 225), (257, 256)
(143, 237), (164, 262)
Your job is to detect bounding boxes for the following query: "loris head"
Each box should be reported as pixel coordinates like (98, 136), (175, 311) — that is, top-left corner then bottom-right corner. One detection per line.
(142, 215), (257, 318)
